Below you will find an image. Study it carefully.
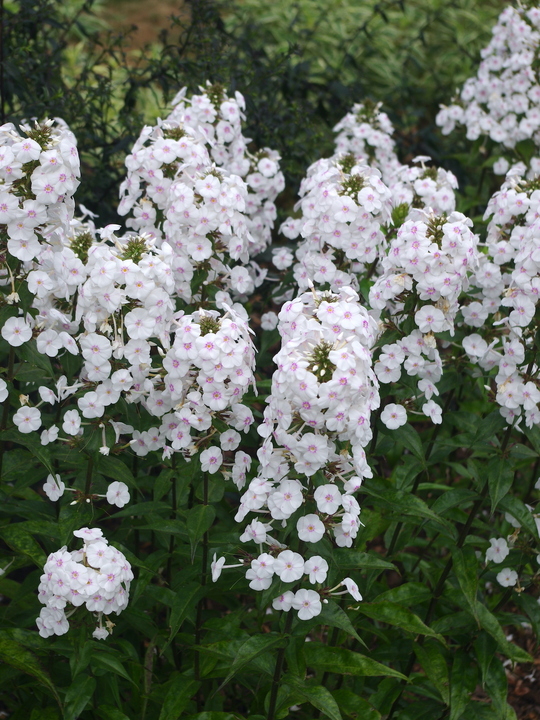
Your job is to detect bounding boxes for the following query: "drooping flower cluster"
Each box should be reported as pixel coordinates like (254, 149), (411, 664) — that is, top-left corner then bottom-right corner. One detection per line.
(436, 5), (540, 177)
(213, 287), (379, 619)
(37, 528), (133, 640)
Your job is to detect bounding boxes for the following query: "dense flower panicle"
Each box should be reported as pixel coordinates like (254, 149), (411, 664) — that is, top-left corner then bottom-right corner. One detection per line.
(166, 84), (285, 255)
(370, 207), (479, 424)
(333, 101), (401, 183)
(275, 106), (458, 305)
(436, 5), (540, 177)
(2, 161), (257, 459)
(280, 156), (392, 292)
(370, 209), (479, 329)
(118, 85), (283, 305)
(36, 528), (133, 639)
(217, 287), (378, 619)
(461, 174), (540, 428)
(388, 158), (458, 217)
(0, 119), (81, 348)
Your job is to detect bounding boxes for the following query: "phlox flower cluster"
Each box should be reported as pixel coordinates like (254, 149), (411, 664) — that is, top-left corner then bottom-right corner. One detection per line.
(275, 104), (459, 306)
(436, 5), (540, 177)
(0, 147), (257, 478)
(370, 208), (479, 425)
(32, 256), (256, 462)
(279, 156), (392, 292)
(333, 101), (401, 183)
(388, 158), (458, 217)
(166, 84), (285, 255)
(0, 118), (79, 258)
(118, 85), (283, 303)
(460, 174), (540, 428)
(37, 528), (133, 640)
(214, 287), (378, 620)
(0, 119), (80, 346)
(332, 102), (458, 213)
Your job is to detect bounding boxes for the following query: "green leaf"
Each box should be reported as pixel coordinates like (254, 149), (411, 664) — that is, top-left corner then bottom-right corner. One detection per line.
(0, 638), (60, 706)
(302, 644), (407, 680)
(280, 675), (342, 720)
(386, 423), (424, 461)
(17, 339), (53, 375)
(294, 600), (366, 647)
(473, 412), (507, 443)
(217, 634), (287, 691)
(363, 479), (456, 537)
(487, 457), (513, 513)
(64, 674), (96, 720)
(332, 549), (396, 571)
(91, 652), (135, 685)
(453, 547), (478, 619)
(498, 495), (540, 540)
(96, 455), (136, 488)
(376, 583), (431, 606)
(485, 655), (517, 720)
(331, 689), (381, 719)
(474, 632), (497, 686)
(161, 582), (203, 654)
(158, 674), (200, 720)
(450, 652), (470, 720)
(358, 602), (446, 644)
(187, 505), (215, 556)
(98, 707), (131, 720)
(414, 641), (449, 705)
(474, 602), (532, 663)
(0, 524), (46, 566)
(0, 428), (53, 474)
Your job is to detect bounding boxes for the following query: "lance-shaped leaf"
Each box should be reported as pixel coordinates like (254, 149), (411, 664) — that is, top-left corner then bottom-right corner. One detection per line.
(358, 602), (446, 645)
(302, 644), (407, 680)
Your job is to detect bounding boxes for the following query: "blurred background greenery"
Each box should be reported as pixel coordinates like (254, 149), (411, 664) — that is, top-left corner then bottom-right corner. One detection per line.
(2, 0), (506, 223)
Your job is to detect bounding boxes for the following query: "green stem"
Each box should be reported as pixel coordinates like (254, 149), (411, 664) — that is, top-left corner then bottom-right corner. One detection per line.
(194, 472), (209, 705)
(166, 458), (178, 587)
(0, 347), (14, 480)
(267, 611), (294, 720)
(84, 456), (94, 496)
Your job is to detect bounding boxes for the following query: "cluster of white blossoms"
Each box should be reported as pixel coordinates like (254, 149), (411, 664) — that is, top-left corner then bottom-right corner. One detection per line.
(118, 126), (260, 301)
(37, 528), (133, 640)
(279, 155), (393, 292)
(460, 174), (540, 428)
(436, 5), (540, 177)
(0, 118), (79, 259)
(332, 102), (458, 213)
(0, 119), (80, 339)
(274, 103), (460, 309)
(388, 158), (458, 217)
(167, 84), (285, 255)
(370, 209), (479, 332)
(118, 85), (283, 303)
(333, 101), (401, 183)
(211, 287), (378, 619)
(370, 208), (479, 426)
